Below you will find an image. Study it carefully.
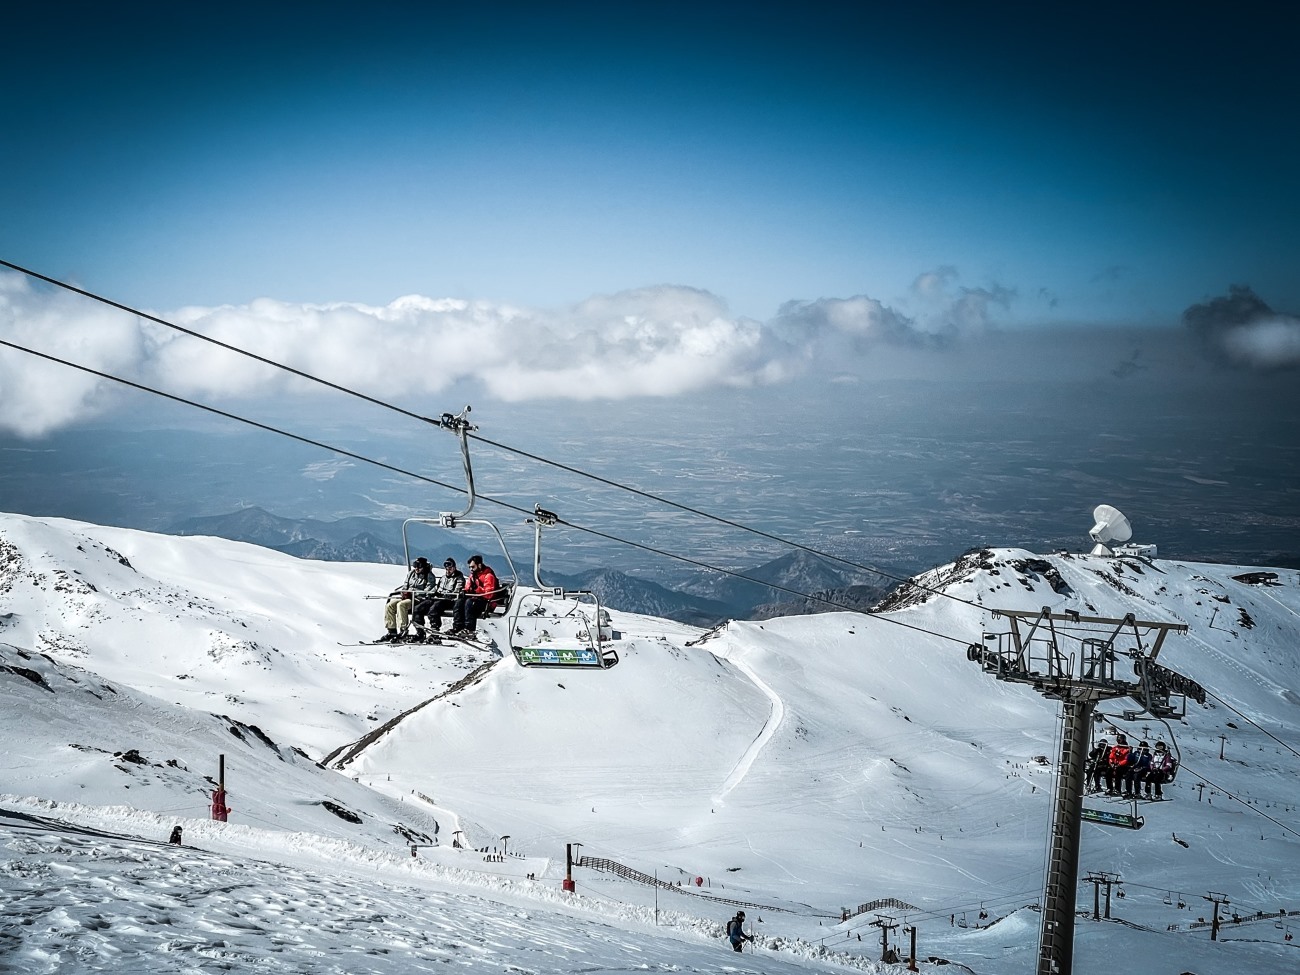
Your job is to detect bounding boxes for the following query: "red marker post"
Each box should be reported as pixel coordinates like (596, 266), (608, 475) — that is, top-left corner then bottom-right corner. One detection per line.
(211, 754), (230, 822)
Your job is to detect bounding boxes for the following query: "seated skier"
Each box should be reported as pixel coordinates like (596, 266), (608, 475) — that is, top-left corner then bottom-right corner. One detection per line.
(1143, 740), (1177, 798)
(1123, 742), (1152, 797)
(1104, 734), (1133, 795)
(1086, 738), (1111, 793)
(378, 557), (435, 642)
(450, 554), (500, 638)
(411, 558), (465, 643)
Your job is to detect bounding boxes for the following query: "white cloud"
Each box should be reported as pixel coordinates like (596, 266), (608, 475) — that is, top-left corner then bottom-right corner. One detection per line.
(1182, 285), (1300, 371)
(771, 268), (1015, 353)
(773, 294), (918, 345)
(0, 276), (803, 434)
(0, 273), (147, 437)
(1220, 317), (1300, 369)
(0, 268), (1033, 436)
(909, 267), (1014, 335)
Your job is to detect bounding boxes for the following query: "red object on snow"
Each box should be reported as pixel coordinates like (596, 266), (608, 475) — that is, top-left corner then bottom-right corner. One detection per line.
(211, 788), (229, 822)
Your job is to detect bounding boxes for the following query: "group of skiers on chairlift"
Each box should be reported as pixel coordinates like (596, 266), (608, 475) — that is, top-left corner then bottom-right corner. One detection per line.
(378, 553), (502, 644)
(1086, 732), (1178, 799)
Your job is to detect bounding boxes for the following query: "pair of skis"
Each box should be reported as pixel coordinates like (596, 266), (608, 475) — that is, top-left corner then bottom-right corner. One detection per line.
(337, 631), (487, 649)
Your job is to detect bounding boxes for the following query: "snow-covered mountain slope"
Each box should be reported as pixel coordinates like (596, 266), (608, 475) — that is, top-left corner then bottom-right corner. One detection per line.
(3, 512), (1299, 974)
(0, 514), (496, 754)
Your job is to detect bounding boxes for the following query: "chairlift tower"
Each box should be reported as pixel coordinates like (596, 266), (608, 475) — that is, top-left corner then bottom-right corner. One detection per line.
(967, 607), (1202, 975)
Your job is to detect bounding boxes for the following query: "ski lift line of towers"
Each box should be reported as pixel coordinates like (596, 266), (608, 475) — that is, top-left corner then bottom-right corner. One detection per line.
(402, 407), (619, 670)
(965, 504), (1207, 975)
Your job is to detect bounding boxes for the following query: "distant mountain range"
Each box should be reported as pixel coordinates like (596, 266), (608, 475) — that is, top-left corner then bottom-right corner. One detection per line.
(166, 507), (898, 625)
(169, 507), (409, 563)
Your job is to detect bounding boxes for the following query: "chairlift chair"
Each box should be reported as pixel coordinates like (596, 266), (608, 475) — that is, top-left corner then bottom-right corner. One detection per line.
(401, 514), (518, 616)
(506, 504), (619, 670)
(1081, 719), (1150, 830)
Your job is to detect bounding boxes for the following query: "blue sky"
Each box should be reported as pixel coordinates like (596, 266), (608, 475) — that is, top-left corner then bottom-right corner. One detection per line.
(4, 2), (1296, 326)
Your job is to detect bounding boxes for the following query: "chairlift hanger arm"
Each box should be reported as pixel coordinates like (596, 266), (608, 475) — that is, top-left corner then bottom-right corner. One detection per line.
(529, 503), (559, 589)
(436, 405), (480, 521)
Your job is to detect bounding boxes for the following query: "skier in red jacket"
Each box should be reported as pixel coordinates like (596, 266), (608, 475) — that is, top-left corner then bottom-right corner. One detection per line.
(1105, 733), (1133, 795)
(451, 554), (500, 637)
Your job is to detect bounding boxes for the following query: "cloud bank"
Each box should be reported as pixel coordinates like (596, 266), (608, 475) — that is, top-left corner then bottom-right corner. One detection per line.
(1, 269), (1014, 436)
(1182, 285), (1300, 371)
(0, 274), (148, 437)
(771, 270), (1014, 353)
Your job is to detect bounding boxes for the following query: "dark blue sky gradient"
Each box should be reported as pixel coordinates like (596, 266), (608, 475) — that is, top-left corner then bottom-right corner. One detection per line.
(3, 2), (1297, 321)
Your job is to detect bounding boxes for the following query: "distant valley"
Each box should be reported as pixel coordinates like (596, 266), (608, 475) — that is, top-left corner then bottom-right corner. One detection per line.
(166, 507), (896, 625)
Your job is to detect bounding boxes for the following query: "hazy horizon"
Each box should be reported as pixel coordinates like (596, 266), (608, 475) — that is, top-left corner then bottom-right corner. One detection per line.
(3, 347), (1297, 581)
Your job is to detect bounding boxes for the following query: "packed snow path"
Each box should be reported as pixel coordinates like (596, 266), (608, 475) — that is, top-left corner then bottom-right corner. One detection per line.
(709, 624), (786, 803)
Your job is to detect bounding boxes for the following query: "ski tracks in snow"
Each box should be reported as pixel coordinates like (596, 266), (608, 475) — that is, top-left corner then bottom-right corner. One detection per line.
(710, 631), (785, 804)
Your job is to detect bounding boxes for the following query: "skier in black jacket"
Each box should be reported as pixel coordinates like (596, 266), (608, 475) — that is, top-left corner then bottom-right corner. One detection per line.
(726, 911), (753, 952)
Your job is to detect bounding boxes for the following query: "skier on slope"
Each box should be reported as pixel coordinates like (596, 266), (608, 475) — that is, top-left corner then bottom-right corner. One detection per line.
(726, 911), (753, 952)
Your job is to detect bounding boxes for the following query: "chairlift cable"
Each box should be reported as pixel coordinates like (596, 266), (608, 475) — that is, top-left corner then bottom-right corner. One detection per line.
(467, 430), (985, 612)
(0, 338), (462, 493)
(842, 886), (1051, 931)
(0, 258), (437, 427)
(1201, 688), (1300, 762)
(1175, 762), (1300, 839)
(547, 513), (972, 645)
(0, 259), (984, 615)
(0, 337), (971, 648)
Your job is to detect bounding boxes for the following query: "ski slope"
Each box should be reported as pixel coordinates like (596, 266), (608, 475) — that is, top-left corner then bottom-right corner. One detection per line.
(2, 512), (1299, 973)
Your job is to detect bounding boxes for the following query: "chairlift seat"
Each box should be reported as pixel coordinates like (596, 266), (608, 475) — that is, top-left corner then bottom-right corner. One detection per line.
(484, 582), (515, 617)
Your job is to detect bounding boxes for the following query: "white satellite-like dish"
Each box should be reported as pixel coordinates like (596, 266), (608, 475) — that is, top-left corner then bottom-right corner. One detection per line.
(1089, 504), (1133, 556)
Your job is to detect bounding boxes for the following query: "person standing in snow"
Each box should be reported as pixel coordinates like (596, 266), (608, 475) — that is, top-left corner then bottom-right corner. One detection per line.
(726, 911), (753, 952)
(411, 558), (465, 642)
(379, 557), (435, 642)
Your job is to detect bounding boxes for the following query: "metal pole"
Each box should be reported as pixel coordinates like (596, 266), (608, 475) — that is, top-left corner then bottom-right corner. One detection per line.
(211, 753), (229, 822)
(562, 843), (575, 892)
(1037, 696), (1096, 975)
